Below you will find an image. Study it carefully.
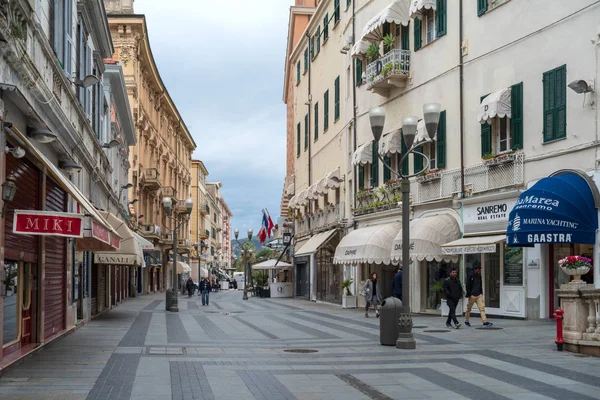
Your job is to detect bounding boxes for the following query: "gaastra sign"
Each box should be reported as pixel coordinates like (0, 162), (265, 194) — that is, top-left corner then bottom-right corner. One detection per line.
(13, 210), (83, 238)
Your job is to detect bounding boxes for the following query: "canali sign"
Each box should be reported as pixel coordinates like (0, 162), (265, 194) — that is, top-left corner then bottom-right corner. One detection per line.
(13, 210), (83, 238)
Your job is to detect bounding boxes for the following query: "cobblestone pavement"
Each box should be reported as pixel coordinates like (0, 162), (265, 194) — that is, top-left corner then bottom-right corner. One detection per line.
(0, 291), (599, 400)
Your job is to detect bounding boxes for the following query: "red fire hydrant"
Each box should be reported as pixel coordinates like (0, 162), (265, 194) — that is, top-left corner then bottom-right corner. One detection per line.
(554, 309), (565, 351)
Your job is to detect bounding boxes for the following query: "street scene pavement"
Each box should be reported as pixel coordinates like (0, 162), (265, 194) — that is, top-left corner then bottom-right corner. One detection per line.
(0, 291), (599, 400)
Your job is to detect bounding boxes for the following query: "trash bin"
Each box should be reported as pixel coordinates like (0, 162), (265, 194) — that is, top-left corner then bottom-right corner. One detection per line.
(379, 296), (403, 346)
(165, 289), (173, 311)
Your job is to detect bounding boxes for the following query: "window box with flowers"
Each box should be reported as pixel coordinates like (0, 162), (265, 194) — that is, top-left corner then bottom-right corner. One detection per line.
(416, 169), (441, 183)
(482, 152), (516, 166)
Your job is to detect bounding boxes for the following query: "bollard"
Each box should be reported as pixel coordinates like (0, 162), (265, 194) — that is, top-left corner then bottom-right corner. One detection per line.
(553, 309), (565, 352)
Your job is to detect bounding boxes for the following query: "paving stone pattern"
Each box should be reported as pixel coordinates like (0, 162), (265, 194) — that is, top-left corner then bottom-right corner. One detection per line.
(0, 291), (600, 400)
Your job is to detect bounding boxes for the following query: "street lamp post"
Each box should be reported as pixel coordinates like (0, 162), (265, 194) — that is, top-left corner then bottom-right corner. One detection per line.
(369, 103), (441, 350)
(234, 228), (253, 300)
(163, 196), (194, 312)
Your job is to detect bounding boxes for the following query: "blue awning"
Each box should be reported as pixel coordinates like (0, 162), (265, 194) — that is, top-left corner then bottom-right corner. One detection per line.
(506, 173), (598, 246)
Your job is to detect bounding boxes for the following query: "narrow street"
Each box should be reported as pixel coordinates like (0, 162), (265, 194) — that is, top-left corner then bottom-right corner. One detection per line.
(0, 292), (598, 400)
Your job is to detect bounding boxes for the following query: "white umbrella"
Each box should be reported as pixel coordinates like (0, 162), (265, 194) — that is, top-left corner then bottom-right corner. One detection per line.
(252, 259), (293, 270)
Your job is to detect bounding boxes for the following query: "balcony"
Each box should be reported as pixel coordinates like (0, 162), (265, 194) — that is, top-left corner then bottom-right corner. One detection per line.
(140, 224), (161, 241)
(295, 202), (345, 238)
(199, 201), (208, 215)
(162, 232), (173, 242)
(177, 238), (191, 253)
(353, 185), (402, 217)
(162, 186), (178, 203)
(141, 168), (161, 191)
(366, 49), (410, 95)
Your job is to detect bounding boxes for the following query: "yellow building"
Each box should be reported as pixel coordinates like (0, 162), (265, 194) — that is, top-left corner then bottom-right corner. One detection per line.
(105, 3), (196, 292)
(190, 160), (210, 282)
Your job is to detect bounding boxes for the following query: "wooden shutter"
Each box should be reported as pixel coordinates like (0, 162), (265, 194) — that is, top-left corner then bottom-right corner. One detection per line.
(358, 165), (365, 190)
(436, 110), (446, 168)
(317, 27), (321, 53)
(355, 58), (362, 87)
(414, 145), (424, 173)
(304, 114), (309, 149)
(314, 102), (319, 140)
(480, 94), (492, 156)
(436, 0), (447, 37)
(324, 14), (329, 40)
(297, 122), (301, 156)
(401, 129), (409, 175)
(555, 65), (567, 139)
(304, 49), (308, 71)
(511, 82), (523, 149)
(401, 23), (410, 50)
(310, 36), (315, 60)
(543, 70), (555, 142)
(297, 61), (300, 83)
(334, 76), (340, 120)
(383, 156), (391, 183)
(414, 18), (422, 51)
(324, 90), (329, 131)
(477, 0), (488, 16)
(334, 0), (340, 22)
(371, 141), (379, 187)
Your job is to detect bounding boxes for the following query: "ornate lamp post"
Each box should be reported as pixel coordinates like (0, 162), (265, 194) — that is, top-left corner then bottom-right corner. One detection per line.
(369, 103), (441, 350)
(163, 196), (193, 312)
(234, 228), (253, 300)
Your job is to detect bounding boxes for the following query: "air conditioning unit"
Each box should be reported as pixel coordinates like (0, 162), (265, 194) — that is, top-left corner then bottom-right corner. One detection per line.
(345, 35), (354, 46)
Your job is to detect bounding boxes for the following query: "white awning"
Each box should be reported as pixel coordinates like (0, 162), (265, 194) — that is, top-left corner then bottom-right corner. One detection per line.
(252, 259), (293, 270)
(133, 231), (154, 250)
(307, 183), (320, 200)
(477, 88), (511, 125)
(391, 214), (460, 263)
(316, 177), (328, 195)
(167, 261), (192, 273)
(288, 194), (298, 209)
(351, 40), (371, 57)
(286, 183), (295, 196)
(378, 129), (403, 156)
(441, 234), (506, 255)
(334, 222), (401, 265)
(360, 0), (411, 42)
(352, 142), (373, 166)
(296, 189), (309, 205)
(409, 0), (436, 19)
(94, 212), (144, 266)
(296, 229), (338, 256)
(324, 168), (343, 189)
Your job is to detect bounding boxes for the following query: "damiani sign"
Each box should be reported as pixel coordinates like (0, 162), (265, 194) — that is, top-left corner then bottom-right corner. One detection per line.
(13, 210), (83, 238)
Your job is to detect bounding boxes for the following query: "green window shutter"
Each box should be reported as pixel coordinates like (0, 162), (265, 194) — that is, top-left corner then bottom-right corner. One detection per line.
(511, 82), (523, 150)
(334, 0), (340, 22)
(383, 22), (390, 37)
(543, 69), (555, 142)
(401, 23), (410, 50)
(296, 61), (300, 84)
(477, 0), (488, 16)
(317, 27), (321, 53)
(334, 76), (340, 120)
(304, 49), (308, 71)
(436, 110), (446, 168)
(414, 18), (422, 51)
(324, 90), (329, 131)
(371, 141), (379, 187)
(555, 65), (567, 139)
(358, 165), (365, 190)
(401, 129), (409, 175)
(310, 36), (315, 60)
(347, 0), (351, 6)
(296, 123), (301, 156)
(304, 114), (309, 149)
(314, 102), (319, 140)
(413, 145), (424, 173)
(383, 155), (391, 183)
(436, 0), (447, 37)
(355, 58), (362, 87)
(480, 94), (492, 156)
(323, 14), (329, 41)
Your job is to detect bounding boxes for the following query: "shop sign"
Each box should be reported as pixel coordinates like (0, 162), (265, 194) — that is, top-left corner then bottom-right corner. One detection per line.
(393, 242), (414, 251)
(94, 254), (137, 265)
(110, 233), (121, 250)
(13, 210), (83, 238)
(442, 244), (497, 255)
(92, 220), (110, 244)
(464, 199), (516, 226)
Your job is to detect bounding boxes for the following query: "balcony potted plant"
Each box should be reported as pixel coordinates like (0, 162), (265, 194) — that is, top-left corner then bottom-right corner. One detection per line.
(559, 256), (592, 284)
(341, 279), (356, 309)
(365, 43), (380, 63)
(416, 169), (441, 183)
(382, 33), (396, 54)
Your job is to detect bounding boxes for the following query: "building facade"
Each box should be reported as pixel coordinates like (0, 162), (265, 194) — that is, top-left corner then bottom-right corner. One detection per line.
(190, 160), (209, 282)
(219, 197), (233, 272)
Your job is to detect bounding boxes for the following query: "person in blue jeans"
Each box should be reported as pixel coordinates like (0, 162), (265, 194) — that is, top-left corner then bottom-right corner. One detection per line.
(199, 277), (211, 306)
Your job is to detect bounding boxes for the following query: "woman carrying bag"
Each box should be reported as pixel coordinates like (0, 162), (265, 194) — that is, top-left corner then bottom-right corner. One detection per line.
(362, 272), (382, 318)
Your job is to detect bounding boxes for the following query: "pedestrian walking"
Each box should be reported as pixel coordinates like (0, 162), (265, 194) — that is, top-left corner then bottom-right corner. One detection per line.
(464, 262), (493, 327)
(233, 279), (238, 290)
(186, 277), (195, 298)
(443, 267), (462, 329)
(362, 273), (381, 318)
(392, 267), (403, 301)
(199, 276), (211, 306)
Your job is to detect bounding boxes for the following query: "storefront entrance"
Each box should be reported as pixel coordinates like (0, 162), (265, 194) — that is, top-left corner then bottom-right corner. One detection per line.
(316, 247), (340, 304)
(295, 262), (309, 299)
(421, 260), (458, 312)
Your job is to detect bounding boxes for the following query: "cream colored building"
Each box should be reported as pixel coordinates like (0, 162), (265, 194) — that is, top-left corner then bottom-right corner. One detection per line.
(190, 160), (209, 282)
(105, 2), (196, 292)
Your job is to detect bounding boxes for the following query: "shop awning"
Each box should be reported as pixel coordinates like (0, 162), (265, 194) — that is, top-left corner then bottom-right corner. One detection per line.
(9, 126), (120, 252)
(360, 0), (411, 42)
(334, 222), (401, 265)
(378, 129), (402, 156)
(295, 229), (338, 256)
(324, 168), (343, 189)
(391, 214), (460, 263)
(286, 183), (295, 196)
(307, 183), (320, 200)
(477, 87), (511, 125)
(441, 234), (506, 255)
(133, 231), (154, 250)
(167, 261), (191, 274)
(252, 259), (293, 270)
(316, 177), (328, 195)
(296, 188), (309, 206)
(409, 0), (436, 19)
(506, 172), (600, 246)
(288, 194), (298, 209)
(352, 142), (373, 166)
(94, 212), (144, 266)
(351, 40), (371, 57)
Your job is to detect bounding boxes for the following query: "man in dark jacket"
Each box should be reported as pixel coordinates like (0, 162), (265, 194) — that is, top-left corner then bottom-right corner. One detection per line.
(465, 262), (493, 327)
(443, 267), (462, 329)
(186, 277), (195, 298)
(199, 277), (211, 306)
(392, 268), (403, 301)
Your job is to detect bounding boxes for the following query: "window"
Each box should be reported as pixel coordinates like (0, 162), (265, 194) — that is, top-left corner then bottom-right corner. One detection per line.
(413, 107), (447, 171)
(296, 61), (300, 84)
(304, 49), (309, 72)
(496, 117), (511, 153)
(414, 18), (422, 50)
(355, 58), (363, 87)
(323, 14), (329, 41)
(214, 213), (217, 223)
(397, 23), (410, 50)
(480, 84), (522, 156)
(53, 0), (74, 76)
(347, 0), (351, 7)
(297, 122), (301, 156)
(324, 90), (329, 131)
(414, 0), (446, 49)
(304, 114), (309, 150)
(314, 102), (319, 141)
(334, 76), (340, 121)
(334, 0), (340, 23)
(422, 142), (437, 170)
(316, 27), (321, 54)
(310, 36), (315, 60)
(479, 0), (511, 16)
(543, 65), (567, 142)
(425, 10), (435, 44)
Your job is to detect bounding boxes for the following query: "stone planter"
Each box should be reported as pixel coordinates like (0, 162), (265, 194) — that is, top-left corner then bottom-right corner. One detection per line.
(342, 295), (357, 309)
(560, 266), (591, 284)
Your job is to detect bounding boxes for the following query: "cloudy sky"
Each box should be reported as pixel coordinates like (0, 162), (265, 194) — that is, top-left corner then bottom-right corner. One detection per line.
(135, 0), (290, 236)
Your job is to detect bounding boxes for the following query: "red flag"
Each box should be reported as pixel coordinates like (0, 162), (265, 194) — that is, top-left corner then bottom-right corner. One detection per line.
(266, 209), (275, 237)
(258, 226), (267, 243)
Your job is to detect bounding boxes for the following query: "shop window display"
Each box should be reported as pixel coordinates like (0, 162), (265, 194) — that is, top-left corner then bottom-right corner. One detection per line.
(425, 260), (457, 311)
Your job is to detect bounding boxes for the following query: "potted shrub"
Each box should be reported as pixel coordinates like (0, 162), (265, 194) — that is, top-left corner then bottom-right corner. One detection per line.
(341, 279), (356, 309)
(559, 256), (592, 284)
(365, 43), (380, 63)
(382, 33), (396, 53)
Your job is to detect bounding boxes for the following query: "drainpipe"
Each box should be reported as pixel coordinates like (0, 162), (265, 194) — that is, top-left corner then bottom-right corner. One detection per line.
(306, 31), (312, 222)
(459, 0), (465, 195)
(352, 0), (357, 213)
